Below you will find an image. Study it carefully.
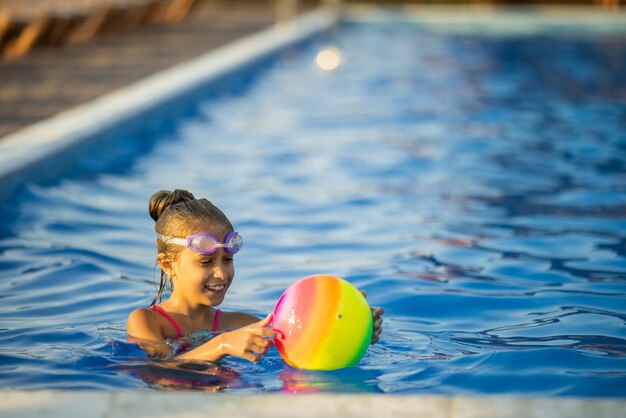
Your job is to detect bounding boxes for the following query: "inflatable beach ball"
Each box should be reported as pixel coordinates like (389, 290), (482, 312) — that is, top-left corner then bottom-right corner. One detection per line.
(272, 275), (373, 370)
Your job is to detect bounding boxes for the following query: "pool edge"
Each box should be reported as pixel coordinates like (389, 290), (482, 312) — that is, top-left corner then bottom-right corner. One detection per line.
(0, 391), (624, 418)
(342, 3), (626, 24)
(0, 6), (339, 199)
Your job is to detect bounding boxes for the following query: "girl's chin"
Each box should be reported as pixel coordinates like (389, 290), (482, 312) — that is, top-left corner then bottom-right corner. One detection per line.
(203, 288), (227, 303)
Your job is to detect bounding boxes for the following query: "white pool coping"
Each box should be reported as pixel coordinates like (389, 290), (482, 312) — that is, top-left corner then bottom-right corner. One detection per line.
(0, 391), (624, 418)
(343, 3), (626, 33)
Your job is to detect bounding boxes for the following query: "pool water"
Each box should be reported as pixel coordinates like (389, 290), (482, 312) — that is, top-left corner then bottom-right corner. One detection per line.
(1, 16), (626, 395)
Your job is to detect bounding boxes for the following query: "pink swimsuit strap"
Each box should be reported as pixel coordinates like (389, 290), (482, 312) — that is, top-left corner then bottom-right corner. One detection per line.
(151, 305), (183, 339)
(150, 306), (221, 338)
(212, 308), (221, 334)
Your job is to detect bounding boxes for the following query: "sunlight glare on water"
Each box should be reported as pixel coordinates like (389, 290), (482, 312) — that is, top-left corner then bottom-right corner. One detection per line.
(315, 46), (343, 71)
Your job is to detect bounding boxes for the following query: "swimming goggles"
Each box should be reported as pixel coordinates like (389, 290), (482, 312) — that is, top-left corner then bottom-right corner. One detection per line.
(158, 231), (243, 255)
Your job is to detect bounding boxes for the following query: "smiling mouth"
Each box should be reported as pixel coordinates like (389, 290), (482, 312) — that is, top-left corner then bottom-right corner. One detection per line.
(205, 284), (226, 292)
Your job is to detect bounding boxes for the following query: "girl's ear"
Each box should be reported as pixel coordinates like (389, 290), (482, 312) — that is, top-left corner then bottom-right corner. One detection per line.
(157, 253), (174, 277)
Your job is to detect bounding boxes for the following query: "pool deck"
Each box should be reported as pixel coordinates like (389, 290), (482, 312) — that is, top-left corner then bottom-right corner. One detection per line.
(1, 391), (624, 418)
(0, 0), (288, 139)
(1, 2), (626, 416)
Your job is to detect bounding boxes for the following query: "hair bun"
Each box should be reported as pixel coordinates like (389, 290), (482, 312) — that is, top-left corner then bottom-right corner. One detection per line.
(148, 189), (195, 222)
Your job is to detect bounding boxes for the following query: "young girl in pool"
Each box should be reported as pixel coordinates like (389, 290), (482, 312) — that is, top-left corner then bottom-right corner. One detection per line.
(127, 189), (383, 362)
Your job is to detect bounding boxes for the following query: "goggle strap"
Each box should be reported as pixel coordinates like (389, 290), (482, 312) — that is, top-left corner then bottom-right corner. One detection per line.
(157, 234), (187, 247)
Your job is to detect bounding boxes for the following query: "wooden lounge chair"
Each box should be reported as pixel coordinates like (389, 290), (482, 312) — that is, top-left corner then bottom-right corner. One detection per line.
(0, 0), (201, 60)
(2, 13), (52, 59)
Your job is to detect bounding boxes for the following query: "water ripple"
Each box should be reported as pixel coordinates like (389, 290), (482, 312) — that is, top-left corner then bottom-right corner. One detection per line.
(0, 20), (625, 394)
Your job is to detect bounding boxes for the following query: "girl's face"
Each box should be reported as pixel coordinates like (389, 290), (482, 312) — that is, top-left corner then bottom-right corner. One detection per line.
(168, 231), (236, 306)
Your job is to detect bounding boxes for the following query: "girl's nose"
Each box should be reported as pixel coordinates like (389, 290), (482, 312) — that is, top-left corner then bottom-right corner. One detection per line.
(212, 263), (229, 281)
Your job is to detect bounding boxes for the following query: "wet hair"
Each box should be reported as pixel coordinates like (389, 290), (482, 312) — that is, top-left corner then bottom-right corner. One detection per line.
(148, 189), (233, 306)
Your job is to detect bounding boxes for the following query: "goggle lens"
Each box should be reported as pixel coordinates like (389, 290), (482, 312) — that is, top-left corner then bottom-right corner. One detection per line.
(225, 232), (243, 254)
(189, 232), (243, 255)
(190, 234), (220, 254)
(159, 232), (243, 255)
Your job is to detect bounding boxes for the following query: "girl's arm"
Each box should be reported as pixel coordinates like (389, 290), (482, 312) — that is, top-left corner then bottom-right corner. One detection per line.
(370, 306), (384, 344)
(128, 308), (281, 362)
(176, 314), (280, 362)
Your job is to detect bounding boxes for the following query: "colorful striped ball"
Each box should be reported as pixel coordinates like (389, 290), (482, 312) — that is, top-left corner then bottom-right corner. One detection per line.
(272, 275), (373, 370)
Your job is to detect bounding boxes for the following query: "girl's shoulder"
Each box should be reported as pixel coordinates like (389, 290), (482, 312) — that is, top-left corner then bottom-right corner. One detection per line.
(127, 307), (168, 341)
(128, 306), (164, 321)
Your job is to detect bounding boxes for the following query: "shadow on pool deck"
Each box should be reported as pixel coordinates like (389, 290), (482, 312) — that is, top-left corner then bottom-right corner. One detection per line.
(0, 0), (316, 140)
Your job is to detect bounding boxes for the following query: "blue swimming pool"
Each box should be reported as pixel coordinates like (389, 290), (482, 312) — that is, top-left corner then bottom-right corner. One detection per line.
(1, 10), (625, 395)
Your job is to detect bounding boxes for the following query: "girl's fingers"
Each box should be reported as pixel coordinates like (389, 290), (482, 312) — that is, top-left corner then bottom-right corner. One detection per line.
(371, 327), (382, 344)
(261, 327), (283, 339)
(371, 310), (383, 345)
(252, 314), (272, 329)
(250, 326), (282, 340)
(249, 334), (275, 350)
(249, 343), (271, 355)
(243, 351), (259, 362)
(372, 306), (384, 317)
(250, 314), (279, 334)
(242, 342), (272, 362)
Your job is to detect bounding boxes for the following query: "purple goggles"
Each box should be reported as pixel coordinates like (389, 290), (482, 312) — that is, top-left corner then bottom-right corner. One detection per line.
(158, 231), (243, 255)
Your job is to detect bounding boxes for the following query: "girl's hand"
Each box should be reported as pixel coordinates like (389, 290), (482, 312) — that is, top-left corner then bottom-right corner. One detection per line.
(213, 314), (281, 362)
(361, 290), (384, 344)
(370, 305), (384, 344)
